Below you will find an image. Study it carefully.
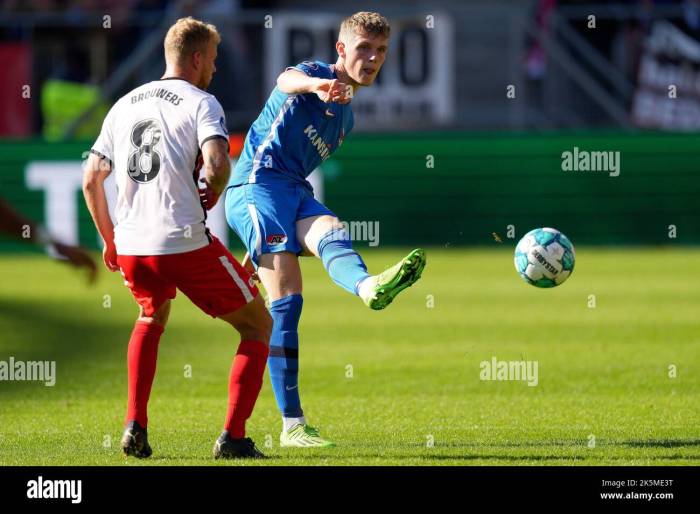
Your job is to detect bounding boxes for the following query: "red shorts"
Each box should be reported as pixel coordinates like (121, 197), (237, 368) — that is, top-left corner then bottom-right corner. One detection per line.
(116, 237), (258, 318)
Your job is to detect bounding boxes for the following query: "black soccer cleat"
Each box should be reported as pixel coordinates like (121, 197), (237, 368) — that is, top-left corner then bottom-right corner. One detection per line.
(213, 431), (267, 459)
(121, 420), (153, 459)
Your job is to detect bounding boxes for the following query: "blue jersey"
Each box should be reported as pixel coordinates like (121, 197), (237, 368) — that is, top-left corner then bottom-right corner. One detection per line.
(228, 60), (354, 187)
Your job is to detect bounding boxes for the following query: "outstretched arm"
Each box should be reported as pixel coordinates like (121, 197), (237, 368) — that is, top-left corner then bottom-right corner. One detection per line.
(0, 197), (97, 283)
(277, 69), (351, 103)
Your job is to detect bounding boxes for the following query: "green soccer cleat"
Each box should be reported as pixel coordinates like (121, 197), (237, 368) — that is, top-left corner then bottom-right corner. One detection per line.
(280, 424), (336, 448)
(360, 248), (426, 310)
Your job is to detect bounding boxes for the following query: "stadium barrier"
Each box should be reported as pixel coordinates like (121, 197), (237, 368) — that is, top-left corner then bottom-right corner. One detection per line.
(1, 132), (698, 253)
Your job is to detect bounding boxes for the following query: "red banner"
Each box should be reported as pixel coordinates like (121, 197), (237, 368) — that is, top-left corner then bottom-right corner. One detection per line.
(0, 43), (31, 137)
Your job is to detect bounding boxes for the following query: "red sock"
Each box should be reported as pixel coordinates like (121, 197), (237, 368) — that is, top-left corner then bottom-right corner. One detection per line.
(125, 321), (164, 428)
(225, 340), (269, 438)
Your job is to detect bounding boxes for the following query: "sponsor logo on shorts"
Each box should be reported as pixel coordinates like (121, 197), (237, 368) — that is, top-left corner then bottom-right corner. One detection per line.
(266, 234), (287, 246)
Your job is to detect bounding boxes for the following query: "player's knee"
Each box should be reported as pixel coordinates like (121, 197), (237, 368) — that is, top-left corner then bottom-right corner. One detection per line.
(299, 216), (344, 256)
(276, 276), (300, 297)
(237, 298), (272, 343)
(268, 255), (302, 297)
(137, 316), (168, 328)
(318, 216), (343, 235)
(138, 301), (171, 327)
(257, 310), (273, 342)
(242, 309), (272, 343)
(317, 219), (351, 248)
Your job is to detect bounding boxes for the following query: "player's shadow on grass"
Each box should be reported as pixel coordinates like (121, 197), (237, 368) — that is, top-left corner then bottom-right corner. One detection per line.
(0, 297), (126, 396)
(281, 453), (570, 462)
(618, 439), (700, 448)
(415, 453), (700, 461)
(430, 440), (700, 449)
(125, 454), (287, 463)
(271, 452), (700, 463)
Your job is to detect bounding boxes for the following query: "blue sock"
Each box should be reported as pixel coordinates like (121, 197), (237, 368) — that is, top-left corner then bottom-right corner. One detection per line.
(268, 294), (304, 418)
(317, 228), (370, 295)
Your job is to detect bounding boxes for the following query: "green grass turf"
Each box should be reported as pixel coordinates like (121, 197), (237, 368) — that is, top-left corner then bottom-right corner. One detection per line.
(0, 248), (698, 466)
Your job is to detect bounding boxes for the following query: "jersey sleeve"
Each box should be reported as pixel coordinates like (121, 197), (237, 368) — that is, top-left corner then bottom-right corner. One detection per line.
(286, 60), (330, 79)
(90, 106), (115, 167)
(196, 95), (229, 149)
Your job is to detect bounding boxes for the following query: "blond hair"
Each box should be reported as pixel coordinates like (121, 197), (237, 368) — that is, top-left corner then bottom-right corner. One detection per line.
(339, 11), (390, 41)
(164, 17), (221, 65)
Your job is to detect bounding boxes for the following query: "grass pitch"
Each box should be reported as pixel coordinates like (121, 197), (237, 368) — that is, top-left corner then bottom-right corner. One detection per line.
(0, 248), (698, 465)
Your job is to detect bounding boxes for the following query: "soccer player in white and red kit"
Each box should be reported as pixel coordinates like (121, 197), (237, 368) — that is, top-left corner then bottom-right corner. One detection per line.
(82, 17), (272, 459)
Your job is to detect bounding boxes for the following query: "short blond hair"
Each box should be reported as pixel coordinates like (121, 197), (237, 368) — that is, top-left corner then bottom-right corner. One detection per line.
(339, 11), (390, 41)
(164, 17), (220, 65)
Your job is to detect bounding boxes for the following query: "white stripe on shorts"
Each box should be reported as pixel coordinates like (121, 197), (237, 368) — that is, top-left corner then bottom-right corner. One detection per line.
(247, 203), (263, 261)
(218, 255), (254, 303)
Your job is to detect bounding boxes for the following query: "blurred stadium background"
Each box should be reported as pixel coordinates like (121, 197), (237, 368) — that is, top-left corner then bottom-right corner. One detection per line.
(1, 0), (699, 252)
(0, 0), (699, 466)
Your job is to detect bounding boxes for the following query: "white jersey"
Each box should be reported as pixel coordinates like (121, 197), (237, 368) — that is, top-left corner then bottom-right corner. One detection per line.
(91, 78), (229, 255)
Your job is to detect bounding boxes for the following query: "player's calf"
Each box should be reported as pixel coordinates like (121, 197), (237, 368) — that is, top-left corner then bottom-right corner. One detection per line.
(217, 295), (271, 450)
(123, 302), (169, 453)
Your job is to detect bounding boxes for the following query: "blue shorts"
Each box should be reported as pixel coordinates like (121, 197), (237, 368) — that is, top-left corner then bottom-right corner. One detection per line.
(224, 173), (335, 268)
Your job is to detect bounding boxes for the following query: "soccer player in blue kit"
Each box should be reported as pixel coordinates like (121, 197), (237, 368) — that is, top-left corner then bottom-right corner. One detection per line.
(224, 11), (426, 447)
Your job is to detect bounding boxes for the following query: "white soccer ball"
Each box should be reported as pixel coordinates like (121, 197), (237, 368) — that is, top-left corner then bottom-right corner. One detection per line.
(513, 227), (576, 288)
